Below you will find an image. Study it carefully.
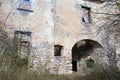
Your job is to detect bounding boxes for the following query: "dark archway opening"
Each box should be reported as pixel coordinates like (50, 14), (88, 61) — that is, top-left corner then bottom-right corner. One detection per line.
(72, 39), (103, 72)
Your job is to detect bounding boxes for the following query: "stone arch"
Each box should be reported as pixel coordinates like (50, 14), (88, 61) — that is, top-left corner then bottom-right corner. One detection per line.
(71, 39), (106, 72)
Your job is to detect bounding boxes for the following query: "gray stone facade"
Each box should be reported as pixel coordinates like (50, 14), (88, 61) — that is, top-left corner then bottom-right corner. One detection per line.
(0, 0), (120, 74)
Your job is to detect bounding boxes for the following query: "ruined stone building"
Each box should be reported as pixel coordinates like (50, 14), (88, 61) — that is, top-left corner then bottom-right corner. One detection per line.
(0, 0), (120, 74)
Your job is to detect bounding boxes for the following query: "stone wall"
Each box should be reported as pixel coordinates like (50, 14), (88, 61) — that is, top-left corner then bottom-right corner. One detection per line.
(0, 0), (120, 74)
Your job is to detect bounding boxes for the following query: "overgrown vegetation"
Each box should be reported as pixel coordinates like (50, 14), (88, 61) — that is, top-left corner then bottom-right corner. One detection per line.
(1, 57), (120, 80)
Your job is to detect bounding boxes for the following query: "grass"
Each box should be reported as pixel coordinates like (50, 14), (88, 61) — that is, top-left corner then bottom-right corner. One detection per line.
(1, 62), (120, 80)
(0, 45), (120, 80)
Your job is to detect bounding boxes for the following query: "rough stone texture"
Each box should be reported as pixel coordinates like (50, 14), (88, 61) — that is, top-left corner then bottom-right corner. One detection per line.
(0, 0), (120, 74)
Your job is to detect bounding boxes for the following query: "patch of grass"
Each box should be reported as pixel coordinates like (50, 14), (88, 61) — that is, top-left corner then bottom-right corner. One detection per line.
(1, 50), (120, 80)
(72, 66), (120, 80)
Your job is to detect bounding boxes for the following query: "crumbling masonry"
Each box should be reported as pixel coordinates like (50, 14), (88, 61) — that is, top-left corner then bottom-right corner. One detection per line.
(0, 0), (120, 74)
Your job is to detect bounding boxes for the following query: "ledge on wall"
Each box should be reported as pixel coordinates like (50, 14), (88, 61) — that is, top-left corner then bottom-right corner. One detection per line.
(84, 0), (105, 3)
(17, 8), (33, 12)
(15, 30), (32, 36)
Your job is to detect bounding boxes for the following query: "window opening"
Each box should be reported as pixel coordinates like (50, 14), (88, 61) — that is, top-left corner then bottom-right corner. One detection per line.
(54, 45), (63, 56)
(17, 0), (33, 12)
(0, 2), (2, 6)
(13, 31), (31, 58)
(81, 6), (91, 23)
(86, 58), (95, 68)
(117, 54), (120, 61)
(25, 0), (30, 1)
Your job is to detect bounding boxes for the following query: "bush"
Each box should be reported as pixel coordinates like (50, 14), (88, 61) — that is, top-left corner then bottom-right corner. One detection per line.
(75, 65), (120, 80)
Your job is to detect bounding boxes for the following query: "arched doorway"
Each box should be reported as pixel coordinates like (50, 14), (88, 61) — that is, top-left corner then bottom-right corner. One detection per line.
(72, 39), (106, 72)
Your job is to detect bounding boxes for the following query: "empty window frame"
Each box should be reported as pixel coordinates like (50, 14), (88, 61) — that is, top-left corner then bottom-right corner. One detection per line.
(0, 2), (2, 6)
(25, 0), (30, 1)
(81, 6), (91, 23)
(54, 45), (63, 56)
(13, 31), (31, 58)
(117, 54), (120, 60)
(86, 58), (95, 68)
(17, 0), (33, 12)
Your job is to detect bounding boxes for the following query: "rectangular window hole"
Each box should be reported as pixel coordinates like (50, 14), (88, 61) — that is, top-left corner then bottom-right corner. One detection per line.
(81, 5), (91, 23)
(54, 45), (63, 56)
(14, 30), (31, 58)
(18, 0), (33, 12)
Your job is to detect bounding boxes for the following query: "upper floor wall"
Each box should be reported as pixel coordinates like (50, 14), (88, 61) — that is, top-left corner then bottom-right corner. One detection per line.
(1, 0), (119, 50)
(0, 0), (54, 44)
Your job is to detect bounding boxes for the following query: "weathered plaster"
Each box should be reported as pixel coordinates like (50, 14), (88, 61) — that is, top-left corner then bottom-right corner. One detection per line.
(0, 0), (120, 74)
